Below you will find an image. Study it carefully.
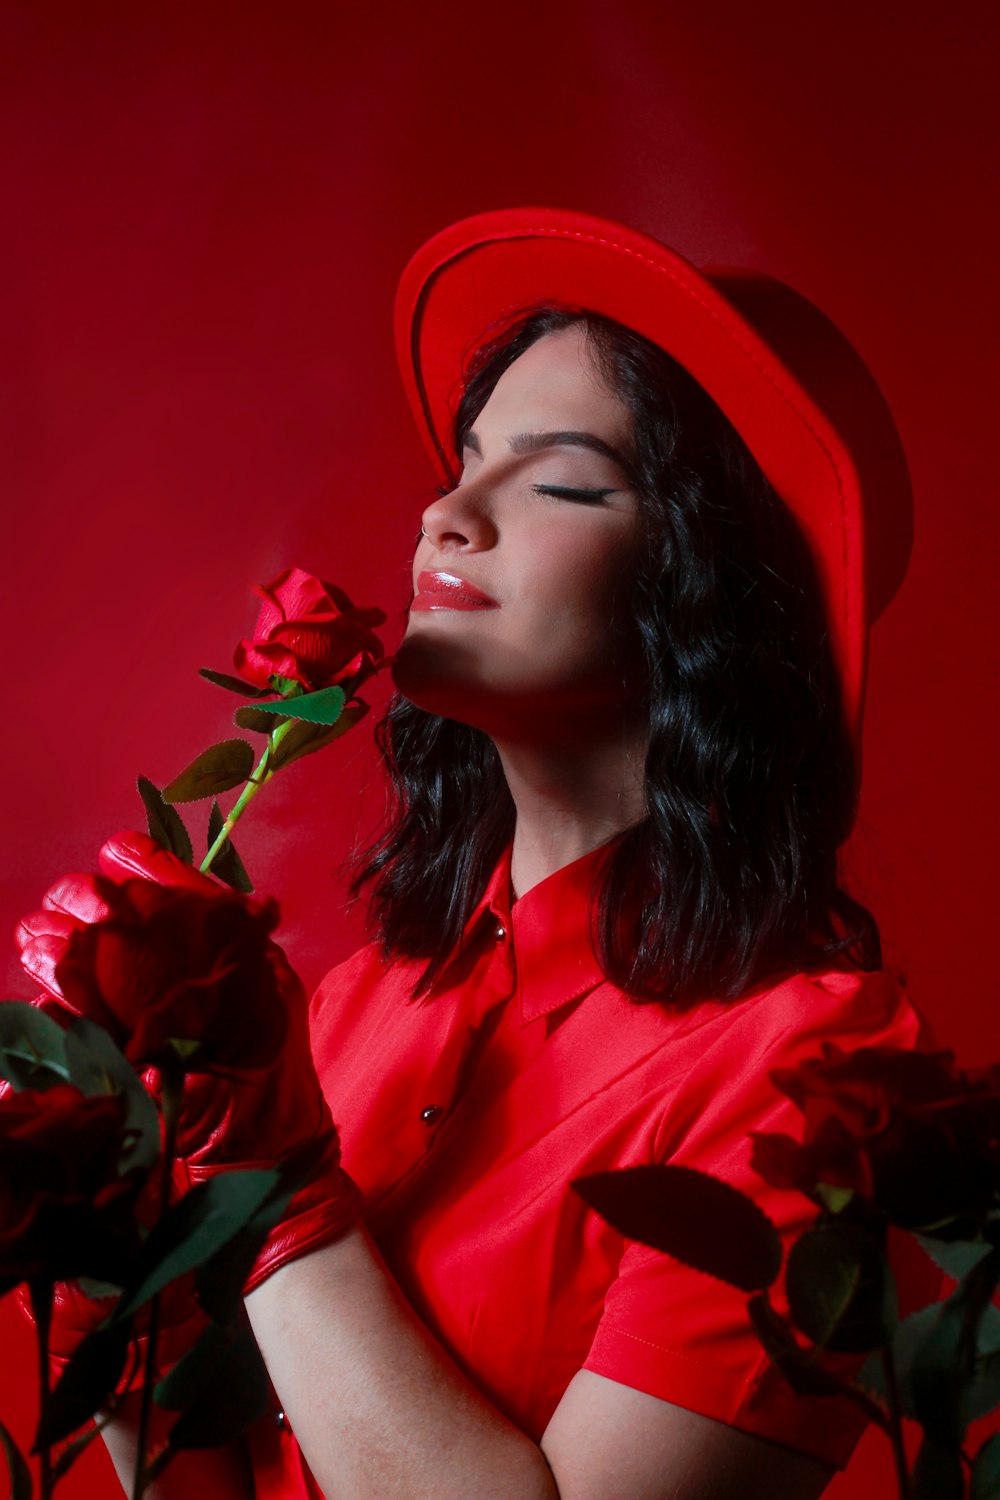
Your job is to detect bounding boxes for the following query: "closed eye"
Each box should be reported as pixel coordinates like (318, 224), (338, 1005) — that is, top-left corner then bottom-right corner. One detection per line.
(531, 484), (614, 504)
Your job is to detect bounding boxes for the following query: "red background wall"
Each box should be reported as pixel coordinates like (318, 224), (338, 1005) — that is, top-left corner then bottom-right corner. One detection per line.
(2, 2), (997, 1494)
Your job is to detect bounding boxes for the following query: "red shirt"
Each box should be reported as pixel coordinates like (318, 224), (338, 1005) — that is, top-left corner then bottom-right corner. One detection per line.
(260, 842), (933, 1492)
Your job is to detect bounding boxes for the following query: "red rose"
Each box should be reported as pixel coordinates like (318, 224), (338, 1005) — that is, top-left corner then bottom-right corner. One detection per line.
(233, 566), (386, 695)
(0, 1085), (141, 1289)
(54, 878), (289, 1075)
(751, 1045), (1000, 1230)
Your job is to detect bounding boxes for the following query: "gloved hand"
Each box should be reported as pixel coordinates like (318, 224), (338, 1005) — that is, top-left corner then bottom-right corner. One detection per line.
(13, 1258), (206, 1391)
(16, 833), (359, 1303)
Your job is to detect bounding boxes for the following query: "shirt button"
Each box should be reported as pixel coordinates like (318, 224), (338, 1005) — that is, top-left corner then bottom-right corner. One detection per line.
(494, 922), (507, 941)
(420, 1104), (443, 1125)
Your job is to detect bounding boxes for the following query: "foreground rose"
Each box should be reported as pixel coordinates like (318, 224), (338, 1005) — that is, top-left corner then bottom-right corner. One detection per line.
(233, 565), (386, 694)
(0, 1085), (142, 1290)
(54, 877), (288, 1074)
(750, 1044), (1000, 1230)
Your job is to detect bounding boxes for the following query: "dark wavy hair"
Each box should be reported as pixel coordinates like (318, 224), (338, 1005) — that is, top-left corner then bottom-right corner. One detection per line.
(352, 305), (880, 1003)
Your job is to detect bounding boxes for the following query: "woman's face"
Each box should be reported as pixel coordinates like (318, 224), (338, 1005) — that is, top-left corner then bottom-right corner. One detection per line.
(392, 325), (643, 741)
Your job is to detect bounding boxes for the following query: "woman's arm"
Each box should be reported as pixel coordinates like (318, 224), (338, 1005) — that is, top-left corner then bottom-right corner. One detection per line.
(245, 1225), (834, 1500)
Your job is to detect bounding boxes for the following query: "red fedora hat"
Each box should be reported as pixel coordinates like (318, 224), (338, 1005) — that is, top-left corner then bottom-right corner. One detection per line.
(395, 207), (912, 738)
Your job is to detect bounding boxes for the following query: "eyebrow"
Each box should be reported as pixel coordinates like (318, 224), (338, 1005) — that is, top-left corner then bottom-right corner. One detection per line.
(463, 428), (633, 472)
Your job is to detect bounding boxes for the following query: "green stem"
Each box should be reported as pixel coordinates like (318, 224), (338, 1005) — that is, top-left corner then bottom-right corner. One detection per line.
(880, 1344), (910, 1500)
(132, 1068), (183, 1500)
(31, 1279), (54, 1500)
(200, 718), (297, 876)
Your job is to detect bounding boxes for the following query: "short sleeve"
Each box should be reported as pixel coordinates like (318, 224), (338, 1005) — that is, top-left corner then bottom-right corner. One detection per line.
(583, 967), (938, 1469)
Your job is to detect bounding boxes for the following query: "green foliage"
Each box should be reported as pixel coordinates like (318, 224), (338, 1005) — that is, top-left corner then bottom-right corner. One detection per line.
(915, 1233), (993, 1282)
(574, 1164), (782, 1293)
(233, 704), (286, 734)
(269, 701), (369, 772)
(207, 801), (254, 894)
(193, 1147), (312, 1322)
(0, 1420), (32, 1500)
(746, 1293), (874, 1405)
(0, 1001), (70, 1091)
(116, 1170), (282, 1319)
(786, 1222), (896, 1352)
(198, 668), (269, 698)
(162, 740), (255, 804)
(165, 1325), (271, 1451)
(267, 674), (301, 696)
(911, 1434), (965, 1500)
(154, 1321), (271, 1449)
(242, 684), (345, 726)
(972, 1432), (1000, 1499)
(36, 1323), (131, 1450)
(62, 1015), (160, 1175)
(861, 1300), (1000, 1426)
(137, 776), (193, 864)
(910, 1250), (1000, 1447)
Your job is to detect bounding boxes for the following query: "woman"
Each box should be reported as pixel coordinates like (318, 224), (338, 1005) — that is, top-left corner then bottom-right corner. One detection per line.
(19, 209), (927, 1499)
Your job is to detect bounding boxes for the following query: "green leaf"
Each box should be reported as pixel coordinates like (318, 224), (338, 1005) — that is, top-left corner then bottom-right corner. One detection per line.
(199, 668), (269, 698)
(860, 1300), (1000, 1424)
(35, 1323), (131, 1449)
(154, 1319), (236, 1409)
(0, 1419), (32, 1500)
(137, 777), (193, 864)
(50, 1410), (117, 1483)
(815, 1182), (855, 1215)
(162, 740), (255, 804)
(233, 705), (287, 734)
(63, 1016), (160, 1175)
(163, 1323), (270, 1450)
(76, 1276), (126, 1300)
(116, 1170), (281, 1318)
(916, 1233), (992, 1282)
(206, 801), (254, 894)
(786, 1222), (896, 1352)
(972, 1432), (1000, 1500)
(0, 1001), (70, 1091)
(912, 1434), (964, 1500)
(746, 1293), (871, 1404)
(243, 685), (345, 726)
(268, 701), (369, 773)
(193, 1147), (314, 1321)
(910, 1249), (1000, 1446)
(50, 1406), (121, 1483)
(573, 1164), (782, 1293)
(267, 675), (302, 696)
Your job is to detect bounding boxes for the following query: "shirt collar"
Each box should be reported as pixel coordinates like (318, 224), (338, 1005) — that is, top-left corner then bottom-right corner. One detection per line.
(446, 841), (612, 1024)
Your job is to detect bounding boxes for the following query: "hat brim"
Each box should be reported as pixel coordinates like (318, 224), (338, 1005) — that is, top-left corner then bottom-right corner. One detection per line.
(395, 207), (912, 740)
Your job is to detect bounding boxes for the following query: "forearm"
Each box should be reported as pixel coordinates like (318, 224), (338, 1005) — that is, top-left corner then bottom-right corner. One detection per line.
(244, 1223), (560, 1500)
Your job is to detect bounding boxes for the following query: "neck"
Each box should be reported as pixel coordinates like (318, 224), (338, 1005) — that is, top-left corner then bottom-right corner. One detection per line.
(493, 724), (647, 900)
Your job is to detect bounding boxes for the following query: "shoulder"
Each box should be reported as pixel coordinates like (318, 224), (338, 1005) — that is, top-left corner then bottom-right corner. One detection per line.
(648, 963), (929, 1152)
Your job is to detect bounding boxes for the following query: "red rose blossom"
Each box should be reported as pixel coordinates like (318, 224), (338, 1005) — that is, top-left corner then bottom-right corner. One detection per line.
(54, 877), (289, 1075)
(751, 1044), (1000, 1230)
(0, 1084), (142, 1290)
(233, 566), (386, 695)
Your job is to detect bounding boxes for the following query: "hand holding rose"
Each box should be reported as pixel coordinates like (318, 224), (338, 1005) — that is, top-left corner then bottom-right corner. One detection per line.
(16, 832), (359, 1295)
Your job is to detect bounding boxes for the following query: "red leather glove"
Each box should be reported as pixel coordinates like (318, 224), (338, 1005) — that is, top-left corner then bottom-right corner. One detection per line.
(13, 1263), (205, 1392)
(16, 833), (359, 1303)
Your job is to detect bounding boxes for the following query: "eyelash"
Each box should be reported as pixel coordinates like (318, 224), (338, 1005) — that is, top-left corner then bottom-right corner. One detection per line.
(531, 484), (612, 505)
(432, 482), (612, 504)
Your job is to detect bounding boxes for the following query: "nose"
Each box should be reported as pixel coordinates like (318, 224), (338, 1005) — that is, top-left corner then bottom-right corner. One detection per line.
(419, 478), (498, 553)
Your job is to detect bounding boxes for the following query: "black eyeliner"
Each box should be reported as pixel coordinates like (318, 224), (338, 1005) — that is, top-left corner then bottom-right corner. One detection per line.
(531, 484), (614, 503)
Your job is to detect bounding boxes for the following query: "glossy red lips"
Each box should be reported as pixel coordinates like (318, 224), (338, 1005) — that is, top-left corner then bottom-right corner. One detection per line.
(411, 570), (499, 611)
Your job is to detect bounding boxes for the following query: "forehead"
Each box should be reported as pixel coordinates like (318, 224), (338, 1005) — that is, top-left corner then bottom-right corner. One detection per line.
(471, 326), (632, 448)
